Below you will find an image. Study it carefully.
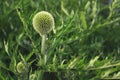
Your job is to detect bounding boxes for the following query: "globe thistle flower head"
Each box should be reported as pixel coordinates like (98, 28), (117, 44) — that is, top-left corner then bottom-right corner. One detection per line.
(33, 11), (54, 36)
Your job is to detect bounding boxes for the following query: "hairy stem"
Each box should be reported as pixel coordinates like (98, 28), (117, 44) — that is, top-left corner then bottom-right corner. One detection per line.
(41, 34), (47, 66)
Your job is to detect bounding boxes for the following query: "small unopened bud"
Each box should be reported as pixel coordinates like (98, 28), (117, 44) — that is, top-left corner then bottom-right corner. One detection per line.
(30, 74), (37, 80)
(17, 62), (26, 73)
(32, 11), (54, 36)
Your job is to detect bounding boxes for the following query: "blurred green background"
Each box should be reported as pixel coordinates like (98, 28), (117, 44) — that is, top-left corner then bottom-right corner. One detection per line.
(0, 0), (120, 80)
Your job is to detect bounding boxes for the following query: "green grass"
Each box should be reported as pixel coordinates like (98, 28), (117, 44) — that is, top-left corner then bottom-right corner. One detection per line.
(0, 0), (120, 80)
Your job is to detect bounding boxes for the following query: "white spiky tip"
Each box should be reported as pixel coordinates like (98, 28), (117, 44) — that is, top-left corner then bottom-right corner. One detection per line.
(32, 11), (54, 36)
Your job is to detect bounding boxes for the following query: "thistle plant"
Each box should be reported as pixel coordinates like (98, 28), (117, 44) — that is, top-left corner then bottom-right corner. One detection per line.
(32, 11), (54, 66)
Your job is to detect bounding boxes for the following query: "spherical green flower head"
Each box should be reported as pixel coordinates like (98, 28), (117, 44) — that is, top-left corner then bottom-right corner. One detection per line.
(33, 11), (54, 36)
(17, 62), (26, 73)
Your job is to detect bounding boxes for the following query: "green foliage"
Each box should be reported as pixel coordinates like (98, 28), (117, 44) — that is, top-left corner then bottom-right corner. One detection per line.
(0, 0), (120, 80)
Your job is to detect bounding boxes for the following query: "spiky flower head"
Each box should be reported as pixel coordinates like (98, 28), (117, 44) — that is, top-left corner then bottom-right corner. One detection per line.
(32, 11), (54, 36)
(17, 62), (26, 73)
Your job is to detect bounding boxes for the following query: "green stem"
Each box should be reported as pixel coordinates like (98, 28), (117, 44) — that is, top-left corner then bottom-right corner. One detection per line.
(41, 34), (47, 66)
